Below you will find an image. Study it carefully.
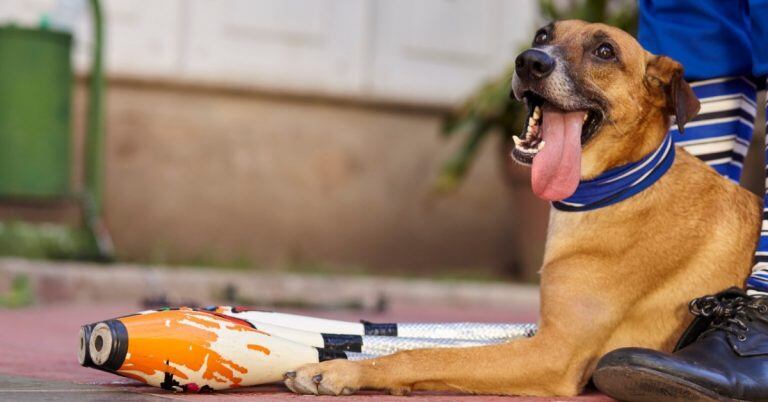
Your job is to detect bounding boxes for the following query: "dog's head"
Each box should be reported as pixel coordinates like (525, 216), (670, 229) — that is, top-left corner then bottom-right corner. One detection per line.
(510, 20), (700, 201)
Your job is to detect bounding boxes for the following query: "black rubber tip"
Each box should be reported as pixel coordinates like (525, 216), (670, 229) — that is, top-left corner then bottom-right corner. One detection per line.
(361, 321), (397, 336)
(321, 334), (363, 352)
(78, 323), (95, 367)
(91, 319), (129, 371)
(316, 347), (349, 361)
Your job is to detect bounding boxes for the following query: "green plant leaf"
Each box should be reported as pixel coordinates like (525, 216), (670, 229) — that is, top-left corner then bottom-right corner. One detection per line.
(437, 0), (637, 189)
(434, 125), (490, 193)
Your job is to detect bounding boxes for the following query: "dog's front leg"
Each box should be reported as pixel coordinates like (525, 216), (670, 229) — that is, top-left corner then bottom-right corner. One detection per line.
(285, 256), (629, 396)
(284, 327), (604, 396)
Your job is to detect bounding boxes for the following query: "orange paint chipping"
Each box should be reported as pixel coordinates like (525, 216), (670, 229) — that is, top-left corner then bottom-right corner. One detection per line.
(247, 344), (271, 355)
(116, 310), (265, 386)
(206, 312), (270, 336)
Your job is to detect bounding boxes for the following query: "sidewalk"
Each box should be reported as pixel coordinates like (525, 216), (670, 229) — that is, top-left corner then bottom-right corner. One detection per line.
(0, 257), (538, 310)
(0, 258), (612, 401)
(0, 303), (610, 401)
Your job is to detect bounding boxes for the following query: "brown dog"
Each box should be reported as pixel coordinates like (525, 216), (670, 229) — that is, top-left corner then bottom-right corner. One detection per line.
(283, 20), (762, 397)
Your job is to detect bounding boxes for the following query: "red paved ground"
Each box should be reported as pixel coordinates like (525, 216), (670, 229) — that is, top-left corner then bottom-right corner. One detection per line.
(0, 302), (612, 401)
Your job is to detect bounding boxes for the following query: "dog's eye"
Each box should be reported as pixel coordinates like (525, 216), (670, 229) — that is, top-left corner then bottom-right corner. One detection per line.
(594, 43), (615, 60)
(533, 30), (549, 45)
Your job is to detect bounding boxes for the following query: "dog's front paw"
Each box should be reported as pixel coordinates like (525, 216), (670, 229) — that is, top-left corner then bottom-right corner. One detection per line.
(284, 360), (362, 396)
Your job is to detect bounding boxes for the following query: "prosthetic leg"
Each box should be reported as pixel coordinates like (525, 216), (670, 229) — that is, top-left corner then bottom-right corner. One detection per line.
(78, 307), (536, 392)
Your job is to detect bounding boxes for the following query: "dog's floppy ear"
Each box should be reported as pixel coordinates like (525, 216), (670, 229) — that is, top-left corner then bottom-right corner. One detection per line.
(645, 55), (700, 133)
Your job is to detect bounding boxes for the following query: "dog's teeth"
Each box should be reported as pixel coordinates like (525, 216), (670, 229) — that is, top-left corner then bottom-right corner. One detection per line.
(533, 107), (541, 119)
(513, 136), (522, 146)
(583, 113), (588, 122)
(537, 141), (546, 151)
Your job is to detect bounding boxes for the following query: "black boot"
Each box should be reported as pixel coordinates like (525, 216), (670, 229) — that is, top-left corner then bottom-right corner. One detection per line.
(593, 287), (768, 402)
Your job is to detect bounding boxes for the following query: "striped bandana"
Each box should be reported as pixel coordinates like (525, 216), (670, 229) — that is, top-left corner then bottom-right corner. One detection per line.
(552, 133), (675, 212)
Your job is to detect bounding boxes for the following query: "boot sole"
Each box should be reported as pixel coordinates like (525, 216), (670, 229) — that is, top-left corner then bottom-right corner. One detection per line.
(593, 365), (747, 402)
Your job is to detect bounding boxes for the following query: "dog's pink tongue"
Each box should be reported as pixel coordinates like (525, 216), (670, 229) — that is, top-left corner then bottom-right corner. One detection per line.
(531, 108), (585, 201)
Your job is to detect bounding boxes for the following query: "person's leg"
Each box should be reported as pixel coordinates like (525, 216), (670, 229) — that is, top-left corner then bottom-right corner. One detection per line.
(745, 80), (768, 292)
(674, 78), (757, 183)
(748, 0), (768, 80)
(744, 0), (768, 294)
(638, 0), (752, 81)
(638, 0), (757, 183)
(594, 2), (768, 401)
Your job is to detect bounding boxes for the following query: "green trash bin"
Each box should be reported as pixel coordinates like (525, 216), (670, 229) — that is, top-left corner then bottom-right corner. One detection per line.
(0, 0), (112, 260)
(0, 26), (73, 199)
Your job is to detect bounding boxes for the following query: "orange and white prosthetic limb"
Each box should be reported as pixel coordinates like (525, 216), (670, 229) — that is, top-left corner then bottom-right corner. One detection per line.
(78, 308), (366, 392)
(213, 306), (537, 340)
(79, 307), (537, 392)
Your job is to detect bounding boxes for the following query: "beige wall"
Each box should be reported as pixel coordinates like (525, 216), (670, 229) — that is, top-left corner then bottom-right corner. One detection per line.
(82, 79), (536, 275)
(1, 1), (539, 105)
(0, 1), (550, 277)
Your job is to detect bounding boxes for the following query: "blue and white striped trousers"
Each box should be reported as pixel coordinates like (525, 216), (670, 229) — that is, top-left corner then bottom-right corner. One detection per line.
(745, 83), (768, 292)
(672, 77), (757, 184)
(639, 0), (768, 293)
(673, 77), (768, 292)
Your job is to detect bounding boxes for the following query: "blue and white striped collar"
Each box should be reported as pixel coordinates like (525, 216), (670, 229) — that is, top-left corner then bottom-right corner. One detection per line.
(552, 133), (675, 212)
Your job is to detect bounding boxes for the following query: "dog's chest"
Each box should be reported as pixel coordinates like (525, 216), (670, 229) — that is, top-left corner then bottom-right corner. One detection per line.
(545, 206), (640, 257)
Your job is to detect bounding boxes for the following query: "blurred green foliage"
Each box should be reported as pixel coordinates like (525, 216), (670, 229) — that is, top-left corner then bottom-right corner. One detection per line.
(437, 0), (637, 191)
(0, 274), (33, 308)
(0, 221), (95, 260)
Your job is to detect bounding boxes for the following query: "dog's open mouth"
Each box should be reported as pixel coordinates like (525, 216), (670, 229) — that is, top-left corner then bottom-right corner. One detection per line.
(512, 91), (602, 201)
(511, 92), (601, 165)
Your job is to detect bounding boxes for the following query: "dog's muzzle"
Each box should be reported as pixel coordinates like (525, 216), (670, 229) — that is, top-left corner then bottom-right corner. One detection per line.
(515, 49), (555, 82)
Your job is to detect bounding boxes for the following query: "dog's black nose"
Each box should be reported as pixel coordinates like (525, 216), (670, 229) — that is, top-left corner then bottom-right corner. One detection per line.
(515, 49), (555, 80)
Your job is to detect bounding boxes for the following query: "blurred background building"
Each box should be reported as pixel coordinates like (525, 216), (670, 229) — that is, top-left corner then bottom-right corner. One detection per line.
(0, 0), (548, 280)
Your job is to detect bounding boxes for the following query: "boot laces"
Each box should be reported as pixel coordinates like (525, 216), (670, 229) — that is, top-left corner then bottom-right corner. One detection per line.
(689, 295), (767, 340)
